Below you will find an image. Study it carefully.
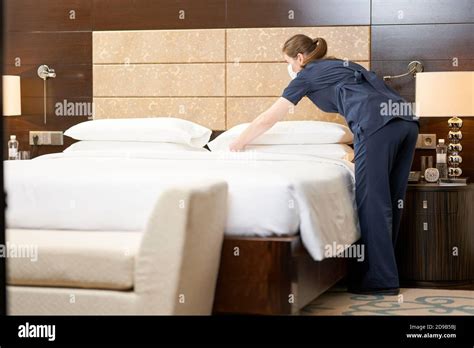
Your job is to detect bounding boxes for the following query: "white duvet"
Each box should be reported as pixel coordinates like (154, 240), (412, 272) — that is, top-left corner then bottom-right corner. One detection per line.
(4, 151), (360, 261)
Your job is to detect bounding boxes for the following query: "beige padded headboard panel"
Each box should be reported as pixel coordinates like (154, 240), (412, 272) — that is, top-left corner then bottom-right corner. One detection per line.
(93, 27), (370, 129)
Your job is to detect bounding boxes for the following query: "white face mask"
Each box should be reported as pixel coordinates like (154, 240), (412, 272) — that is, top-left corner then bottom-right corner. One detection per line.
(287, 64), (297, 80)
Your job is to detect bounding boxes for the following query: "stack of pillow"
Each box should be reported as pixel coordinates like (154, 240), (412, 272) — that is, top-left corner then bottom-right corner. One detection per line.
(207, 121), (354, 161)
(63, 117), (212, 153)
(63, 117), (354, 161)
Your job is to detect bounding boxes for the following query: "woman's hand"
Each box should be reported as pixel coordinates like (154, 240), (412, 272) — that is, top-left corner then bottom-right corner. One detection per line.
(229, 139), (245, 152)
(227, 97), (293, 152)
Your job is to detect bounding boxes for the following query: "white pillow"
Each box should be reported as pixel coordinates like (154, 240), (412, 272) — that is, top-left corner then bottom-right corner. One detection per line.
(241, 144), (354, 161)
(64, 117), (212, 148)
(64, 141), (209, 153)
(208, 121), (353, 151)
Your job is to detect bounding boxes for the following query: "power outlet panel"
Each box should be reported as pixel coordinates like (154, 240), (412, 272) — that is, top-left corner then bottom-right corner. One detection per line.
(29, 131), (64, 146)
(416, 133), (437, 149)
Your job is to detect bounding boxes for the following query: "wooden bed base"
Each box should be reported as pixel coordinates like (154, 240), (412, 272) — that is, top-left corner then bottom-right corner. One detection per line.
(212, 235), (348, 315)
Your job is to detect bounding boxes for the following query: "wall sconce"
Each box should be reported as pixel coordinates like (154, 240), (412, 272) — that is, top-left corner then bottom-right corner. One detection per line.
(37, 64), (56, 124)
(2, 75), (22, 116)
(383, 61), (424, 81)
(37, 65), (56, 80)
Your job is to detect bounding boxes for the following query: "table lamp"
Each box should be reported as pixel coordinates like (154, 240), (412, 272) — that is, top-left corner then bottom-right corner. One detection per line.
(2, 75), (21, 116)
(415, 71), (473, 179)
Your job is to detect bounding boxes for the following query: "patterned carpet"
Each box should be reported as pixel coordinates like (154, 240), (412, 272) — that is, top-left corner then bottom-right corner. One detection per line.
(301, 288), (474, 315)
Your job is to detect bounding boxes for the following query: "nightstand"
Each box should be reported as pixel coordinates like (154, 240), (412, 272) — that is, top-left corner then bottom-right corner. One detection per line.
(395, 183), (474, 289)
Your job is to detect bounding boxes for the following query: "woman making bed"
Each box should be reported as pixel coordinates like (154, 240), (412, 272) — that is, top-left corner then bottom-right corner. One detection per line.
(229, 34), (420, 295)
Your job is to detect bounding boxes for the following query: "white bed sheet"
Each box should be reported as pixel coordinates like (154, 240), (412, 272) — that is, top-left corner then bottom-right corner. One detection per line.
(4, 151), (360, 261)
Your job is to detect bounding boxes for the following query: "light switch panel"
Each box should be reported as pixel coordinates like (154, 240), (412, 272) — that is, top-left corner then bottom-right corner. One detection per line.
(29, 131), (63, 146)
(416, 134), (437, 149)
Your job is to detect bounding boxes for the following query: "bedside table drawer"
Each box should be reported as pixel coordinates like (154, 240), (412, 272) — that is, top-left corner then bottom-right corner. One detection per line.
(414, 213), (438, 234)
(414, 191), (458, 214)
(398, 184), (474, 285)
(413, 213), (472, 281)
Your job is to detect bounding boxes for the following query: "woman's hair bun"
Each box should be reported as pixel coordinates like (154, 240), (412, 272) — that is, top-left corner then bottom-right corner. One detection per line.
(282, 34), (331, 66)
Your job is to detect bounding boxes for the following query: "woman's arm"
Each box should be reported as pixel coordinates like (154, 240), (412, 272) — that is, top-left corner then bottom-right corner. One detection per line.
(229, 97), (294, 151)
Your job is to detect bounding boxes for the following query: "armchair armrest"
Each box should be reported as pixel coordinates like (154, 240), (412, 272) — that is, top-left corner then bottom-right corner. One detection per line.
(134, 179), (228, 315)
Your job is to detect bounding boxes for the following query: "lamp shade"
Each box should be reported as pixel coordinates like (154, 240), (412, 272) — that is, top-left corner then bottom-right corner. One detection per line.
(415, 71), (473, 117)
(2, 75), (22, 116)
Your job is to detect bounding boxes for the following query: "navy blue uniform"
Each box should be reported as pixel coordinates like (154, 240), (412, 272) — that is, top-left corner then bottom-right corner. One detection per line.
(282, 59), (419, 290)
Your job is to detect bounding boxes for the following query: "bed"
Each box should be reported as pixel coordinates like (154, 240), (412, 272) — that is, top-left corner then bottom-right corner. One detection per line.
(5, 149), (359, 315)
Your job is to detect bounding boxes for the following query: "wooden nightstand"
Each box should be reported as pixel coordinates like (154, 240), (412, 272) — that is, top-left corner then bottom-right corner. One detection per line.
(396, 183), (474, 289)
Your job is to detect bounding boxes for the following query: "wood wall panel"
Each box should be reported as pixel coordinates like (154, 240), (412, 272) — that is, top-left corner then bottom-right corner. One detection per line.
(93, 0), (369, 31)
(372, 60), (474, 101)
(6, 105), (91, 126)
(19, 97), (93, 118)
(93, 0), (226, 30)
(4, 32), (92, 66)
(226, 0), (371, 27)
(4, 65), (92, 98)
(4, 0), (92, 32)
(371, 24), (474, 61)
(372, 0), (474, 25)
(3, 1), (92, 158)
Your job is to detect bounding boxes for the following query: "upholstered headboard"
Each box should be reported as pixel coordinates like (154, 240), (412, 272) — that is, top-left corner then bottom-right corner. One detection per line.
(93, 26), (369, 129)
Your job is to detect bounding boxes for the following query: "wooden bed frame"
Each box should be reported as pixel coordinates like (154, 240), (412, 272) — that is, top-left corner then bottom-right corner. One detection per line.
(212, 235), (348, 315)
(208, 130), (350, 315)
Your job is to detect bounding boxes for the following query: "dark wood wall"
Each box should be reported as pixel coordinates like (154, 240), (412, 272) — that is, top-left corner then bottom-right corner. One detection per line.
(3, 0), (474, 177)
(370, 0), (474, 178)
(3, 0), (92, 157)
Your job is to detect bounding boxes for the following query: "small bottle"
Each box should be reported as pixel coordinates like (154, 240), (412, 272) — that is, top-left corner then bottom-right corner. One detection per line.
(8, 135), (19, 160)
(436, 139), (448, 180)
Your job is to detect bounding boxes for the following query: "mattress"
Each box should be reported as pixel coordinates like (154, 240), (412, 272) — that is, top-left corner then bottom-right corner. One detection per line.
(4, 151), (360, 260)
